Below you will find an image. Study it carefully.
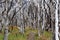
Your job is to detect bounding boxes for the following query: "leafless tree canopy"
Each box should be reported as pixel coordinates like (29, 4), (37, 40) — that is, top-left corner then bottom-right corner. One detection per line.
(0, 0), (60, 40)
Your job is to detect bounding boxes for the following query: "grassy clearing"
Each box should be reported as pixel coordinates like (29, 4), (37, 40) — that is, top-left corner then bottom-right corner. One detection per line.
(37, 31), (52, 40)
(0, 33), (4, 40)
(0, 27), (52, 40)
(8, 33), (26, 40)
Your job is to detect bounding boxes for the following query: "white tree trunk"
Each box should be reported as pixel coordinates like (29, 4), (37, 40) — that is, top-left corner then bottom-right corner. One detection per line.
(42, 0), (45, 30)
(4, 27), (8, 40)
(55, 0), (59, 40)
(0, 23), (2, 32)
(37, 3), (40, 37)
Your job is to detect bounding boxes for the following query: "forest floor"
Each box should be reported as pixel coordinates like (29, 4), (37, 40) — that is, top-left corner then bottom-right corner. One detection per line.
(0, 27), (52, 40)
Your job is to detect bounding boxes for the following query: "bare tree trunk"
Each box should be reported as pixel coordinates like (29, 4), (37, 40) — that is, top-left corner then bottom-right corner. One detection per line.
(4, 27), (8, 40)
(37, 4), (40, 37)
(0, 23), (2, 32)
(4, 0), (9, 40)
(55, 0), (59, 40)
(42, 0), (45, 31)
(20, 8), (24, 34)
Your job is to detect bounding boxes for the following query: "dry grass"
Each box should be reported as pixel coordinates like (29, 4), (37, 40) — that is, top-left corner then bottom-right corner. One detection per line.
(0, 26), (52, 40)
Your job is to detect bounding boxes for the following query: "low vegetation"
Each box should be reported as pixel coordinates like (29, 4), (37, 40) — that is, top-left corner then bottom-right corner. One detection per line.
(0, 26), (52, 40)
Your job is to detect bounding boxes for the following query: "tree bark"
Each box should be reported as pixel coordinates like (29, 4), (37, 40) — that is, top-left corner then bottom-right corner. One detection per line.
(55, 0), (59, 40)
